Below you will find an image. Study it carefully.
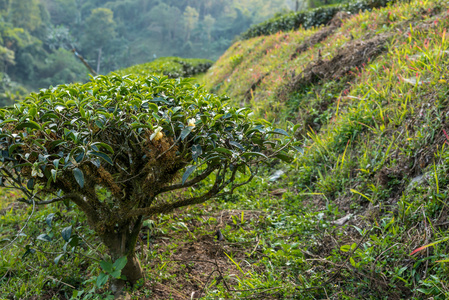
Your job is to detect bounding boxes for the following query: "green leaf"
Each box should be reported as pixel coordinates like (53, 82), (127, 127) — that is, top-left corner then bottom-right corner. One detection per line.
(96, 273), (109, 288)
(192, 144), (202, 162)
(73, 168), (84, 188)
(113, 256), (128, 272)
(22, 245), (36, 259)
(53, 158), (60, 169)
(229, 141), (244, 150)
(275, 152), (293, 163)
(100, 260), (114, 274)
(241, 152), (268, 159)
(15, 121), (41, 131)
(180, 126), (192, 140)
(110, 270), (121, 279)
(340, 244), (351, 252)
(49, 140), (67, 150)
(89, 151), (113, 165)
(46, 213), (55, 228)
(350, 257), (356, 267)
(8, 143), (23, 156)
(268, 128), (290, 136)
(69, 235), (80, 247)
(1, 118), (17, 125)
(54, 253), (64, 265)
(131, 123), (152, 130)
(293, 146), (304, 154)
(36, 234), (51, 242)
(51, 169), (57, 182)
(29, 107), (37, 118)
(148, 103), (159, 113)
(182, 165), (197, 185)
(61, 226), (72, 242)
(91, 142), (114, 153)
(214, 147), (233, 155)
(79, 106), (85, 118)
(293, 124), (301, 132)
(27, 178), (34, 190)
(95, 120), (104, 129)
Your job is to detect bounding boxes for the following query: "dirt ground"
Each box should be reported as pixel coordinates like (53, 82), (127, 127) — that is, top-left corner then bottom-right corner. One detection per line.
(135, 208), (270, 300)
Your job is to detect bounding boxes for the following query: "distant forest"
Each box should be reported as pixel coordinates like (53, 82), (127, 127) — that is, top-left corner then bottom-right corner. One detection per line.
(0, 0), (334, 105)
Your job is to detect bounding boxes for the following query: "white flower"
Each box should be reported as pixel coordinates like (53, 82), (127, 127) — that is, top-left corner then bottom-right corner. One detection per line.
(31, 163), (43, 178)
(150, 126), (163, 141)
(187, 118), (196, 128)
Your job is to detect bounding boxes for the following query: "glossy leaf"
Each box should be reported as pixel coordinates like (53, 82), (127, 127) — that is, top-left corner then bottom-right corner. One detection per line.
(96, 273), (109, 288)
(54, 254), (64, 265)
(73, 168), (84, 188)
(182, 165), (197, 185)
(36, 234), (51, 242)
(192, 144), (202, 162)
(268, 128), (290, 136)
(113, 256), (128, 271)
(61, 226), (72, 242)
(100, 260), (114, 274)
(241, 152), (268, 159)
(46, 213), (55, 228)
(180, 126), (192, 140)
(15, 121), (41, 131)
(89, 151), (113, 165)
(229, 141), (244, 150)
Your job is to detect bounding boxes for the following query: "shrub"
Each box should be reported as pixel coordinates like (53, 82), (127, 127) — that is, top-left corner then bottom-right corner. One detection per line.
(0, 74), (293, 294)
(114, 57), (214, 78)
(239, 0), (398, 40)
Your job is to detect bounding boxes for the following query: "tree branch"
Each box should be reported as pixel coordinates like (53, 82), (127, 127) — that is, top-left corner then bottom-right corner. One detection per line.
(127, 168), (223, 218)
(253, 139), (293, 164)
(215, 166), (257, 198)
(155, 166), (217, 196)
(16, 193), (82, 205)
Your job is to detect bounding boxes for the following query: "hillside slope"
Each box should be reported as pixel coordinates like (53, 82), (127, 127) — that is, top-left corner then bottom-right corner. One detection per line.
(200, 0), (449, 298)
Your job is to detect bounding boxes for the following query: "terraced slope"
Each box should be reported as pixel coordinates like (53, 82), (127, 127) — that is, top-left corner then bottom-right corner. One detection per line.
(199, 0), (449, 298)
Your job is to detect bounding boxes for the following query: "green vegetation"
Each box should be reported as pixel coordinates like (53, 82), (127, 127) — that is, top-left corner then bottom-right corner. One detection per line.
(201, 0), (449, 298)
(0, 0), (300, 103)
(239, 0), (398, 39)
(113, 57), (214, 78)
(3, 0), (449, 299)
(0, 73), (293, 298)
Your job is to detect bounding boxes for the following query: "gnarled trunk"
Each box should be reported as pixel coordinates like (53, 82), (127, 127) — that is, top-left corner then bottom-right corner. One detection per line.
(99, 216), (144, 296)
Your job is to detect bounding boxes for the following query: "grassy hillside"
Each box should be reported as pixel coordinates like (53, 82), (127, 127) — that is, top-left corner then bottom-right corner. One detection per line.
(201, 0), (449, 298)
(2, 0), (449, 299)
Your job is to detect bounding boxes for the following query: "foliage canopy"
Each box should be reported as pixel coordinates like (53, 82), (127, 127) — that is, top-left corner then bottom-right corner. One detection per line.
(0, 73), (293, 289)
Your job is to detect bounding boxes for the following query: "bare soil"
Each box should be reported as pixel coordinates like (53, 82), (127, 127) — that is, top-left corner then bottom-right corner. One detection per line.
(290, 33), (391, 92)
(290, 11), (351, 61)
(135, 208), (267, 300)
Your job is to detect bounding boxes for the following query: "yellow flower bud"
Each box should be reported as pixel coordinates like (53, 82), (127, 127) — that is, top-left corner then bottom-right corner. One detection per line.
(154, 131), (163, 141)
(187, 118), (196, 127)
(150, 126), (163, 141)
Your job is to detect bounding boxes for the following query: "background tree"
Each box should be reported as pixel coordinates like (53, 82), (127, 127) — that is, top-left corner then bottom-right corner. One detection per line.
(183, 6), (199, 42)
(203, 14), (215, 42)
(8, 0), (43, 32)
(81, 7), (116, 73)
(0, 0), (305, 99)
(0, 74), (293, 295)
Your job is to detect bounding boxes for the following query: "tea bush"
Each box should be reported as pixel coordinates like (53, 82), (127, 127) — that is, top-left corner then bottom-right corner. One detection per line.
(0, 73), (293, 294)
(114, 57), (213, 78)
